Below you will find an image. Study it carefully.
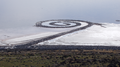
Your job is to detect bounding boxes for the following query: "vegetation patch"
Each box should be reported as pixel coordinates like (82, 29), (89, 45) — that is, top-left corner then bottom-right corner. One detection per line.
(0, 49), (120, 67)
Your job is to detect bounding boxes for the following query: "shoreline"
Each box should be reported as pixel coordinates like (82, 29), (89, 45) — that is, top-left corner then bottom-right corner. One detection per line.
(0, 45), (120, 50)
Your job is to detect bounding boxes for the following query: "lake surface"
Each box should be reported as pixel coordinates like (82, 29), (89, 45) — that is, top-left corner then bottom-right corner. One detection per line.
(0, 0), (120, 29)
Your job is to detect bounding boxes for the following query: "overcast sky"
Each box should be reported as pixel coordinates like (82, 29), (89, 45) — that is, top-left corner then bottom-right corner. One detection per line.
(0, 0), (120, 29)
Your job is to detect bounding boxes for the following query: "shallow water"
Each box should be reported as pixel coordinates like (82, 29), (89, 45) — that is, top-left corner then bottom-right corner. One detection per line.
(0, 0), (120, 29)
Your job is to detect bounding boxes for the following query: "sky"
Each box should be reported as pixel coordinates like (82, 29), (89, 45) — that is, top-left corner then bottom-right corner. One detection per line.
(0, 0), (120, 29)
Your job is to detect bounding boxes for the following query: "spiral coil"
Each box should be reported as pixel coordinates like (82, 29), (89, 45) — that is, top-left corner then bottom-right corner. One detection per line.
(36, 20), (83, 28)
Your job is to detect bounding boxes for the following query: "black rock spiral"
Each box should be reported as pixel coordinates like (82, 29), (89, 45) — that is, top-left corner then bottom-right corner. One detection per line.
(0, 20), (94, 49)
(36, 20), (82, 28)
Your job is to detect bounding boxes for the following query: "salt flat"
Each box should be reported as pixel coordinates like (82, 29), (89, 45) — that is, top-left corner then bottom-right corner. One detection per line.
(0, 21), (120, 47)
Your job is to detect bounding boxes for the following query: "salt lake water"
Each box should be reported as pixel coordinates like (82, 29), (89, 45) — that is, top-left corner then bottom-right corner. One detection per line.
(0, 0), (120, 29)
